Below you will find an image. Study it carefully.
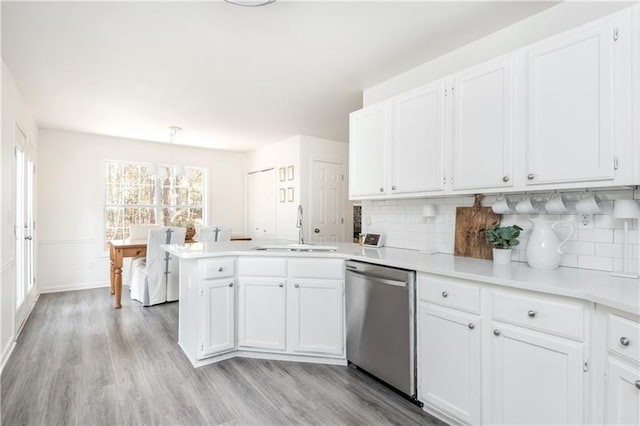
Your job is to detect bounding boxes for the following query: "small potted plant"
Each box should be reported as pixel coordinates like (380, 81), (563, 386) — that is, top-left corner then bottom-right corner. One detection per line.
(484, 224), (523, 265)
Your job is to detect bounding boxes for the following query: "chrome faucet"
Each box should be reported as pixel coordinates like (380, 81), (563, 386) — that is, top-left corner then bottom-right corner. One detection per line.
(297, 204), (304, 244)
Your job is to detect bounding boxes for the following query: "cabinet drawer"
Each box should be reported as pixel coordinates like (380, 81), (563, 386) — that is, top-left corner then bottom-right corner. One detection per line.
(289, 259), (344, 279)
(608, 314), (640, 363)
(238, 257), (287, 277)
(420, 275), (481, 314)
(491, 290), (584, 340)
(200, 258), (235, 279)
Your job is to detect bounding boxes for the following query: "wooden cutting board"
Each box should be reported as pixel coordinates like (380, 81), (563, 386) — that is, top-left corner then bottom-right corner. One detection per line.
(454, 194), (501, 260)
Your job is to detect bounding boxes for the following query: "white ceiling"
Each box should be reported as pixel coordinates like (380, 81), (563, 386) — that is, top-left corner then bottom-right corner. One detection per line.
(2, 1), (557, 151)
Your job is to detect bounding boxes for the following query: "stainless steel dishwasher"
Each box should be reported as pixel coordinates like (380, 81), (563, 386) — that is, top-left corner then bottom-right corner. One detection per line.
(345, 260), (417, 400)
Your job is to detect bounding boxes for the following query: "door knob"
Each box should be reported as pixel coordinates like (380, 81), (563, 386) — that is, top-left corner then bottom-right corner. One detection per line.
(24, 235), (33, 240)
(314, 228), (320, 233)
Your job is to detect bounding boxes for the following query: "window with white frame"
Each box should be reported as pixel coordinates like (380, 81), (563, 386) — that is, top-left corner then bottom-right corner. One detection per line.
(104, 160), (206, 242)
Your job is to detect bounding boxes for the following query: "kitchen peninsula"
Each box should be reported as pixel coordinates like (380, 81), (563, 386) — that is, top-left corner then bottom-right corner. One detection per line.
(165, 240), (639, 425)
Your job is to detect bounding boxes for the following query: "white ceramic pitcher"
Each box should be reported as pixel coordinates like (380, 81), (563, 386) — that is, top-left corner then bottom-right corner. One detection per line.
(525, 218), (575, 270)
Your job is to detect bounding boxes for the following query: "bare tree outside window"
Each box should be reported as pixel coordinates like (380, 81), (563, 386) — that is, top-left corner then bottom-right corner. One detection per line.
(104, 161), (205, 244)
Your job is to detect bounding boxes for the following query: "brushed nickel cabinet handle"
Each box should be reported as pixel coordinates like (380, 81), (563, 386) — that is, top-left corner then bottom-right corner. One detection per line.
(468, 323), (475, 330)
(527, 310), (537, 318)
(635, 380), (640, 390)
(493, 329), (501, 336)
(441, 291), (448, 298)
(527, 173), (535, 180)
(228, 283), (233, 287)
(294, 283), (299, 288)
(392, 185), (397, 191)
(502, 176), (509, 182)
(218, 267), (224, 272)
(379, 187), (384, 192)
(278, 283), (284, 288)
(620, 337), (630, 347)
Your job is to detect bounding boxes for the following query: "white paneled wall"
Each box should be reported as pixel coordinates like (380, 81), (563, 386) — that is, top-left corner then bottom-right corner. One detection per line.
(362, 190), (640, 274)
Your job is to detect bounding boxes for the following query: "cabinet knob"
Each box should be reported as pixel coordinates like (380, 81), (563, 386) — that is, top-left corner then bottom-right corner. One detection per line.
(379, 187), (384, 192)
(502, 176), (509, 182)
(279, 283), (284, 288)
(218, 267), (224, 272)
(527, 310), (537, 318)
(468, 323), (475, 330)
(294, 283), (299, 288)
(493, 329), (501, 336)
(392, 185), (397, 191)
(635, 380), (640, 390)
(527, 173), (535, 180)
(228, 283), (233, 287)
(441, 291), (448, 298)
(620, 336), (630, 347)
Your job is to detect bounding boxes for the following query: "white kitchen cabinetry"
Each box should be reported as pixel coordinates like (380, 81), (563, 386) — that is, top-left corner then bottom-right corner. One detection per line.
(289, 279), (343, 355)
(288, 258), (345, 356)
(198, 278), (235, 359)
(451, 55), (515, 191)
(349, 104), (389, 197)
(349, 81), (446, 199)
(419, 302), (481, 425)
(525, 14), (630, 186)
(417, 274), (482, 425)
(238, 277), (287, 351)
(489, 289), (587, 424)
(603, 312), (640, 424)
(390, 81), (446, 195)
(489, 323), (585, 425)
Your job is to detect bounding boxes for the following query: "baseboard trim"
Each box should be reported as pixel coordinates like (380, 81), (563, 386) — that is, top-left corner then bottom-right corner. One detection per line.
(15, 292), (40, 338)
(0, 340), (17, 375)
(39, 281), (109, 294)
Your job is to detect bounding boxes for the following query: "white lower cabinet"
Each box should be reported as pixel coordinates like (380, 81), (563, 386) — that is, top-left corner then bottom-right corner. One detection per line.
(238, 277), (287, 351)
(198, 278), (235, 359)
(606, 357), (640, 424)
(489, 322), (586, 425)
(418, 302), (481, 425)
(289, 278), (343, 355)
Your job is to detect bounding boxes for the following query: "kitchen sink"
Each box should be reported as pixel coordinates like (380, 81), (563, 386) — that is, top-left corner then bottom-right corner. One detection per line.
(253, 244), (338, 252)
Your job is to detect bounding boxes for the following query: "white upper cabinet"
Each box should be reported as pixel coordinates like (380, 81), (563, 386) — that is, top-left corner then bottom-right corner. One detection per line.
(525, 17), (625, 186)
(390, 81), (446, 195)
(451, 55), (515, 191)
(349, 104), (389, 197)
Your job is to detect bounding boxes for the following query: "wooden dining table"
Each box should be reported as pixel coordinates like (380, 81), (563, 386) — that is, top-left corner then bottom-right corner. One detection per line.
(108, 236), (252, 308)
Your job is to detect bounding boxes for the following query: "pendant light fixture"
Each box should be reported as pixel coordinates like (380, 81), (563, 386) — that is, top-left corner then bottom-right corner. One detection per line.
(224, 0), (276, 7)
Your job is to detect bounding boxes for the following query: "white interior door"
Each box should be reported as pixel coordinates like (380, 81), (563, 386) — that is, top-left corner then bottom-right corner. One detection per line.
(246, 169), (276, 238)
(310, 160), (343, 243)
(15, 126), (36, 331)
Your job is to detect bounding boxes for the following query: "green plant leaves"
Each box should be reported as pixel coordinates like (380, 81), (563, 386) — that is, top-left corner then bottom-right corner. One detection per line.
(483, 225), (523, 249)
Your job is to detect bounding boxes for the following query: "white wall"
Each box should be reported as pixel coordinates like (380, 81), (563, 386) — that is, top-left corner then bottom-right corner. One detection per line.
(1, 61), (39, 371)
(37, 129), (247, 293)
(299, 135), (352, 242)
(246, 135), (351, 242)
(364, 1), (633, 106)
(246, 135), (301, 241)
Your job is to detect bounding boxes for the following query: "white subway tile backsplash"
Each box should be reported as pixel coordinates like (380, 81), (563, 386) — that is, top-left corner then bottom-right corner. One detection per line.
(362, 189), (640, 274)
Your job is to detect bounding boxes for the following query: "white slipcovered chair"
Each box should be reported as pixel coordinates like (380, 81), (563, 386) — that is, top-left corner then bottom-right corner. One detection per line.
(130, 226), (186, 306)
(128, 223), (161, 240)
(196, 226), (232, 242)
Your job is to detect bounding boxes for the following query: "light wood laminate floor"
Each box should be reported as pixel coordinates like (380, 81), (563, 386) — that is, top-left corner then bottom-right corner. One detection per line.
(1, 289), (441, 425)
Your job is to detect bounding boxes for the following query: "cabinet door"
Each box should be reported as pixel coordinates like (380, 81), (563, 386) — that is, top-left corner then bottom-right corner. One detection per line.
(418, 303), (481, 425)
(606, 357), (640, 425)
(238, 278), (286, 351)
(490, 323), (585, 425)
(526, 21), (615, 185)
(289, 279), (343, 355)
(390, 81), (445, 195)
(198, 279), (235, 359)
(451, 55), (514, 191)
(349, 104), (389, 198)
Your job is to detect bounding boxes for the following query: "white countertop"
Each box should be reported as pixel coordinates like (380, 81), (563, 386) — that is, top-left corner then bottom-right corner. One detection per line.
(163, 240), (640, 316)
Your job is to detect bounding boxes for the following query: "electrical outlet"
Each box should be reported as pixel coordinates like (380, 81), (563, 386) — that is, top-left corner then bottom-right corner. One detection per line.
(578, 213), (594, 229)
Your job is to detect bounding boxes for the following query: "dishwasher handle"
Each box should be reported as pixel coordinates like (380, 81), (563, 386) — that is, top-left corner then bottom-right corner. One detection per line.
(346, 269), (408, 288)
